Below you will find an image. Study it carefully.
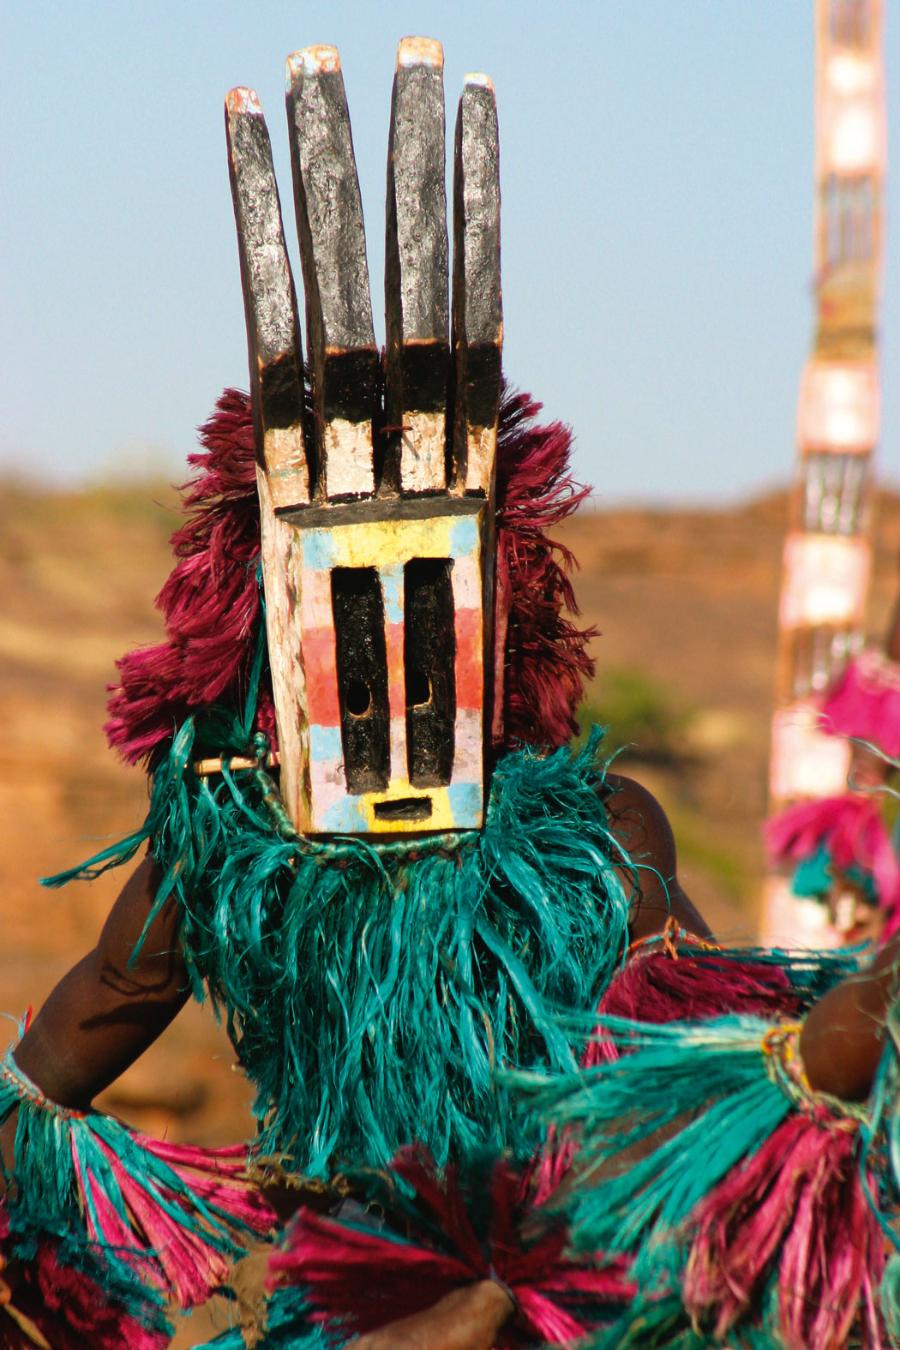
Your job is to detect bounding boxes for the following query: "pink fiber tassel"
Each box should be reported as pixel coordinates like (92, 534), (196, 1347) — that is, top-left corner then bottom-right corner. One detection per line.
(73, 1134), (274, 1310)
(585, 945), (799, 1067)
(270, 1147), (631, 1347)
(528, 1124), (578, 1208)
(531, 944), (799, 1206)
(683, 1111), (885, 1348)
(143, 1137), (277, 1230)
(821, 650), (900, 758)
(0, 1205), (169, 1350)
(766, 793), (900, 918)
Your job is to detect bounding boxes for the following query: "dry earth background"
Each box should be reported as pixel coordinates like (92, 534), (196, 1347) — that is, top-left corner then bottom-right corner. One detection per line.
(1, 472), (898, 1342)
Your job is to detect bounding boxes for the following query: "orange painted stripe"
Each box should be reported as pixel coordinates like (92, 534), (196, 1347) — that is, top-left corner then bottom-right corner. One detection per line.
(384, 621), (406, 720)
(454, 607), (483, 711)
(301, 627), (341, 725)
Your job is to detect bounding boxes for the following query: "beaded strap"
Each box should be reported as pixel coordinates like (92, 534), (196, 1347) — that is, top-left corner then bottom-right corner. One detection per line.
(0, 1049), (87, 1121)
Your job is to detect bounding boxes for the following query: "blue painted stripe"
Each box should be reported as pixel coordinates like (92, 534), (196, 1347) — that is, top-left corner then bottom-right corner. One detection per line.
(450, 515), (479, 557)
(302, 529), (337, 572)
(309, 724), (344, 760)
(447, 781), (483, 823)
(321, 796), (368, 832)
(380, 564), (405, 624)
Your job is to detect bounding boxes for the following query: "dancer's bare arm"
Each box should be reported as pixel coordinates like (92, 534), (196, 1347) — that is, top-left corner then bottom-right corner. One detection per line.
(801, 928), (900, 1099)
(604, 773), (712, 943)
(10, 855), (188, 1109)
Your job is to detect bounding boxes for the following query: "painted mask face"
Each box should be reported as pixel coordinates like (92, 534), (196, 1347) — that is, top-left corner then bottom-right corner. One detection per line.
(271, 501), (488, 833)
(227, 39), (502, 834)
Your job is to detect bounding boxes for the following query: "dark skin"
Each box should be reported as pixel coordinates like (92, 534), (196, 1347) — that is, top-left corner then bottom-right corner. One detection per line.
(13, 774), (891, 1349)
(12, 858), (189, 1107)
(800, 927), (900, 1100)
(603, 774), (711, 944)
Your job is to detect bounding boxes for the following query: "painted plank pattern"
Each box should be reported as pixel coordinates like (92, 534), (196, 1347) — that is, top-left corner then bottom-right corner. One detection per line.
(226, 38), (501, 834)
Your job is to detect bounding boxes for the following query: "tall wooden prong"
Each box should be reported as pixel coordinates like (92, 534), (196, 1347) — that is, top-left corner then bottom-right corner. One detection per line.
(384, 36), (449, 495)
(225, 87), (310, 510)
(451, 75), (502, 497)
(285, 46), (378, 502)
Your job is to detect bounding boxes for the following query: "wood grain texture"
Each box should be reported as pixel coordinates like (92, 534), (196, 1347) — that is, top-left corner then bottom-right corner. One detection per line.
(385, 37), (449, 494)
(226, 88), (309, 510)
(451, 76), (502, 497)
(256, 466), (312, 830)
(285, 47), (377, 501)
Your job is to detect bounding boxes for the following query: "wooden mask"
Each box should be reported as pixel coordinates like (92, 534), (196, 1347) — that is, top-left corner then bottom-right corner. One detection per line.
(226, 39), (502, 834)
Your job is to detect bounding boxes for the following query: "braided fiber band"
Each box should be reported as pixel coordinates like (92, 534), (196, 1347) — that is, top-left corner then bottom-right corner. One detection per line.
(762, 1022), (869, 1127)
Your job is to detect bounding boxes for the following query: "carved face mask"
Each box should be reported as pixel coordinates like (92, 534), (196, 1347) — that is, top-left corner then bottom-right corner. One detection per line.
(226, 39), (502, 835)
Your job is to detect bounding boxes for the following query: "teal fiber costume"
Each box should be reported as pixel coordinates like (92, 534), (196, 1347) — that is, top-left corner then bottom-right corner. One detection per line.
(55, 718), (630, 1178)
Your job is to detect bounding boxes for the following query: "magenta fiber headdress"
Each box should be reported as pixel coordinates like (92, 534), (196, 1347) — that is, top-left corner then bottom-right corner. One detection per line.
(493, 388), (596, 749)
(106, 385), (595, 767)
(104, 389), (263, 764)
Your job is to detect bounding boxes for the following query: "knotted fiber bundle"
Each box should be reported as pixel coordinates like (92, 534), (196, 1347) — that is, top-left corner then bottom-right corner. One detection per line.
(511, 1007), (893, 1348)
(266, 1146), (632, 1348)
(0, 1050), (275, 1339)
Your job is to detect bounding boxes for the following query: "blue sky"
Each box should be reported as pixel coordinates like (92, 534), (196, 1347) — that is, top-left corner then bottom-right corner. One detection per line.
(3, 1), (897, 503)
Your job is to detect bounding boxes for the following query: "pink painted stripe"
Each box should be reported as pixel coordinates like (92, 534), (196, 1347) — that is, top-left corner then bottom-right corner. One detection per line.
(299, 567), (334, 630)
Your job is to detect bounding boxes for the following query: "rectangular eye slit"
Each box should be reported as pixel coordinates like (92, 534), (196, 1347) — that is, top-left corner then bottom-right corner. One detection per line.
(404, 558), (456, 786)
(331, 567), (390, 793)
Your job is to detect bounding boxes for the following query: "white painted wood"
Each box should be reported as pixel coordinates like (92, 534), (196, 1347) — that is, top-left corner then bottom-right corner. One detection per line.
(464, 424), (495, 496)
(256, 466), (311, 830)
(323, 418), (376, 498)
(400, 410), (446, 493)
(263, 424), (310, 509)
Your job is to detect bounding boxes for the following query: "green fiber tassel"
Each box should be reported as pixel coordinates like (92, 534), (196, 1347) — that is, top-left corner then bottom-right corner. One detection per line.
(0, 1053), (169, 1331)
(0, 1046), (267, 1330)
(509, 1015), (792, 1259)
(47, 717), (631, 1178)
